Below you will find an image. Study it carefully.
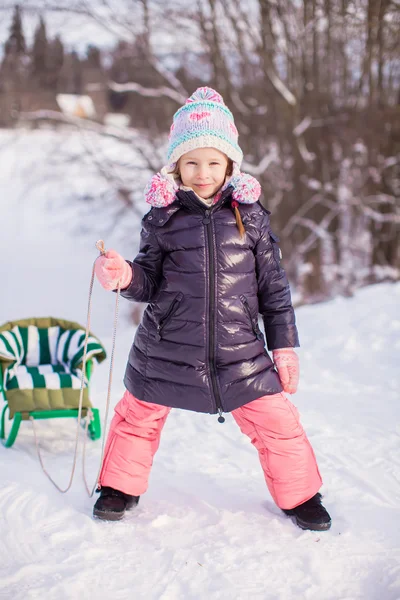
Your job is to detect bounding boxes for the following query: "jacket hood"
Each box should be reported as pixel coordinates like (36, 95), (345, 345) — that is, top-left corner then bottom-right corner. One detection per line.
(144, 163), (261, 208)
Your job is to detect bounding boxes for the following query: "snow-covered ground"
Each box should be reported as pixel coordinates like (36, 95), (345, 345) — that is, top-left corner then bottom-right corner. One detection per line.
(0, 131), (399, 600)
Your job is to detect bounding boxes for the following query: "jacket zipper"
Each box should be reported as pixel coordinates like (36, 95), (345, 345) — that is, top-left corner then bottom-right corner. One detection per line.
(156, 292), (183, 341)
(240, 295), (263, 341)
(204, 211), (225, 423)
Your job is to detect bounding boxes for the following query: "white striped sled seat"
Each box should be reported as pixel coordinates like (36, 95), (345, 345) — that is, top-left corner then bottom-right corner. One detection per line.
(7, 365), (84, 391)
(0, 317), (106, 418)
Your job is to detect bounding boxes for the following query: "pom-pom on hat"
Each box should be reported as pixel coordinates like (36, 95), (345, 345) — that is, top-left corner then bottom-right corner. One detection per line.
(167, 86), (243, 168)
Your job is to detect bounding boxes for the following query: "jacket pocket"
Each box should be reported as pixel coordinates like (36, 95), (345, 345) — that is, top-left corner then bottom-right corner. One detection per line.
(239, 295), (264, 341)
(269, 231), (282, 265)
(156, 292), (183, 341)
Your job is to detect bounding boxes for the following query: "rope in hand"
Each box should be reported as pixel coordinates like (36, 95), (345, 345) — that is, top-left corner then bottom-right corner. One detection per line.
(30, 240), (121, 496)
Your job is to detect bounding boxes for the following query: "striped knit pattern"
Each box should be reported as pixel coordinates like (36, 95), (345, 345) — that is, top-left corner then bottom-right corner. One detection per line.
(0, 326), (104, 391)
(167, 87), (243, 167)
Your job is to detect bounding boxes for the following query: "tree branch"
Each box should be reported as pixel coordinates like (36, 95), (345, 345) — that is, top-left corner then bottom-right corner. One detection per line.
(87, 81), (186, 104)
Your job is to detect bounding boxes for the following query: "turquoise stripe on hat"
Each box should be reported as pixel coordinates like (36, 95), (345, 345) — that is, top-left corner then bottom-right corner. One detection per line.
(173, 100), (234, 120)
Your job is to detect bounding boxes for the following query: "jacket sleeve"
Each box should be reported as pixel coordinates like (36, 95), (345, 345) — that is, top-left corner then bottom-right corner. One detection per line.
(119, 218), (164, 303)
(254, 209), (300, 350)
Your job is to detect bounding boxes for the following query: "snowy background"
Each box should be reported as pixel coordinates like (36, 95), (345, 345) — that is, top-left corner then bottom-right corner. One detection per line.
(0, 129), (399, 599)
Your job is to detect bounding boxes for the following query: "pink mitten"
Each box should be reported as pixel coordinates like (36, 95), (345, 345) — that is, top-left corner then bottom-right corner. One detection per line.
(95, 249), (133, 291)
(272, 348), (299, 394)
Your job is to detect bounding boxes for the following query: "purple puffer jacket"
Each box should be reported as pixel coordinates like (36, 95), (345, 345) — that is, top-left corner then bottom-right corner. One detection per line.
(121, 174), (299, 416)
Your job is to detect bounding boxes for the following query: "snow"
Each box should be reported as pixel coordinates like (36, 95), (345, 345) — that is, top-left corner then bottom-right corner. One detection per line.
(1, 130), (400, 600)
(56, 95), (96, 119)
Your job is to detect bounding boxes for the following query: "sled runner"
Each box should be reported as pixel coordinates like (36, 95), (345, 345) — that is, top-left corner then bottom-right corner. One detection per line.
(0, 317), (106, 447)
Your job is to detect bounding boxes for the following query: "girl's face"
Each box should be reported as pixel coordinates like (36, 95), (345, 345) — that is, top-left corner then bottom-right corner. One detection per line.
(178, 148), (229, 199)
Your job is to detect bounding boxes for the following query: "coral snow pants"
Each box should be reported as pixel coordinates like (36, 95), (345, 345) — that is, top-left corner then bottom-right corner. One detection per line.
(99, 390), (322, 510)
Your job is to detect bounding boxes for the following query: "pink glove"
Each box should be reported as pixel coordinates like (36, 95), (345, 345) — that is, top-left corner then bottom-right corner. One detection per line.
(95, 249), (133, 291)
(272, 348), (299, 394)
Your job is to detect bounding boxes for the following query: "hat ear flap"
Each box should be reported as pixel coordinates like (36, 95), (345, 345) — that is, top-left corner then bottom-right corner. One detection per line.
(229, 172), (261, 204)
(145, 169), (178, 207)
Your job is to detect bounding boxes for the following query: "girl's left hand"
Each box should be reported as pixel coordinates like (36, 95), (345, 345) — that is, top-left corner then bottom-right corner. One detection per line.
(272, 348), (299, 394)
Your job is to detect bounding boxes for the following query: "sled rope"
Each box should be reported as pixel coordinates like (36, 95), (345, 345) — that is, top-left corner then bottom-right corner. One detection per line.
(30, 239), (120, 496)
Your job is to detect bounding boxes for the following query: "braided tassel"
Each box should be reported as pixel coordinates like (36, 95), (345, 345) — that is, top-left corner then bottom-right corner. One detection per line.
(231, 200), (245, 238)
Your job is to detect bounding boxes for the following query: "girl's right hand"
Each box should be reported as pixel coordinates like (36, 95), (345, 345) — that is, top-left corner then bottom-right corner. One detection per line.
(95, 249), (133, 291)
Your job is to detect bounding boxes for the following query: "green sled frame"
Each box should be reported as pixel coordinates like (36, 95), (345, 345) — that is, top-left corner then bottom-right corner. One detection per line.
(0, 360), (101, 448)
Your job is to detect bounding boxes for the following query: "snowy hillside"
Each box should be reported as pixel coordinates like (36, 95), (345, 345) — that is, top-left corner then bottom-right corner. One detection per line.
(0, 130), (399, 600)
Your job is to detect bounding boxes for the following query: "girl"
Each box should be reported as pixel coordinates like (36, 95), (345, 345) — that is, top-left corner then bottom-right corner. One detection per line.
(93, 87), (331, 531)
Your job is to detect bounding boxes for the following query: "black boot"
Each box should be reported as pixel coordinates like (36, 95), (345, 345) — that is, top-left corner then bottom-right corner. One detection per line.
(282, 493), (331, 531)
(93, 486), (140, 521)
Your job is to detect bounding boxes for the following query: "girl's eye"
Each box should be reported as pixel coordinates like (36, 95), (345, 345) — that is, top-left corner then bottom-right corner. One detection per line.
(185, 161), (221, 166)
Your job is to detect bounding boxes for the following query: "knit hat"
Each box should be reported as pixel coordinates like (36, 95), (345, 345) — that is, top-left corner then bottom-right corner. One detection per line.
(167, 87), (243, 167)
